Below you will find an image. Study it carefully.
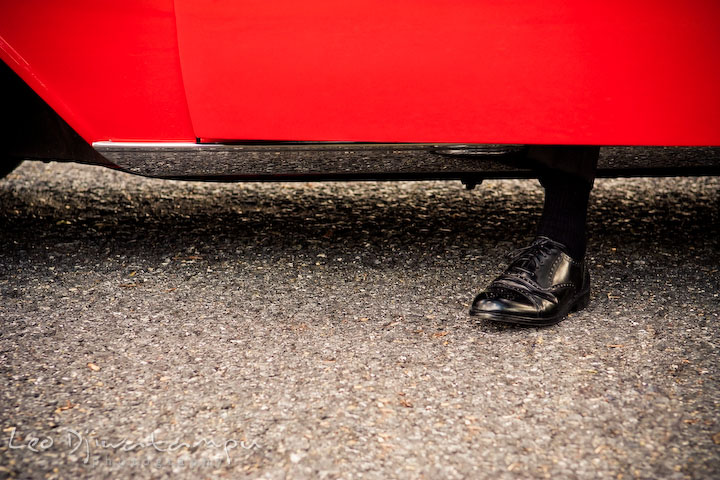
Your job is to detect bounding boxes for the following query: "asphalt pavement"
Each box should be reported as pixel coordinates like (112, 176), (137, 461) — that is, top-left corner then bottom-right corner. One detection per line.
(1, 160), (719, 479)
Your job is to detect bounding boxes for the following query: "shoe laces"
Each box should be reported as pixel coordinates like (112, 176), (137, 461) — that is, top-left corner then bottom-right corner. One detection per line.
(504, 238), (557, 278)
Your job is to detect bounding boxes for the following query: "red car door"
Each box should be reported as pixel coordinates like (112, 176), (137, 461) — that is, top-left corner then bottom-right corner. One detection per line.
(174, 0), (720, 146)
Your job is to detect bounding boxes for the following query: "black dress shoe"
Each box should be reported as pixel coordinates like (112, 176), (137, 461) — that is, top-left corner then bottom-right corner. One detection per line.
(469, 237), (590, 326)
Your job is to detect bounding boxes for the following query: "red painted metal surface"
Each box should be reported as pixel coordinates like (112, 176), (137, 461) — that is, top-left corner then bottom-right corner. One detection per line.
(1, 1), (719, 146)
(0, 1), (195, 143)
(175, 0), (720, 145)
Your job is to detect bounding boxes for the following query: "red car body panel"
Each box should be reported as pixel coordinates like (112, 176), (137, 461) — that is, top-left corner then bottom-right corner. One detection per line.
(0, 0), (195, 143)
(1, 1), (720, 146)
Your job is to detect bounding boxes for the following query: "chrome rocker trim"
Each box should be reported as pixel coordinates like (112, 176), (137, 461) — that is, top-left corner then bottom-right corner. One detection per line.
(93, 142), (528, 181)
(92, 142), (720, 181)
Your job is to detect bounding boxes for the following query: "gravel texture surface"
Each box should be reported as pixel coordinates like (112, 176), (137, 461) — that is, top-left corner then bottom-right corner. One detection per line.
(1, 160), (719, 479)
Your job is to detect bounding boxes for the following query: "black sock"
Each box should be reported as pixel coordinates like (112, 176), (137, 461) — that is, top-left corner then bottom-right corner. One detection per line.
(536, 172), (592, 261)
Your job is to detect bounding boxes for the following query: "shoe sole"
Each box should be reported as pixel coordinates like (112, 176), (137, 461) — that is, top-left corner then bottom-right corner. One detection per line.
(469, 289), (591, 327)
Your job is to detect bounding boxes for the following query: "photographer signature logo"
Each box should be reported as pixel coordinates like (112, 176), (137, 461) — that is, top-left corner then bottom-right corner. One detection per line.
(6, 427), (259, 465)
